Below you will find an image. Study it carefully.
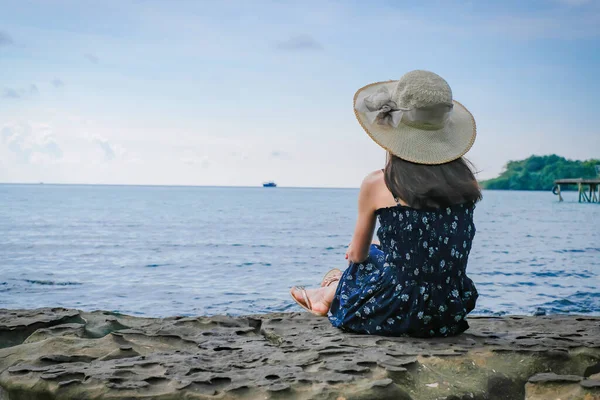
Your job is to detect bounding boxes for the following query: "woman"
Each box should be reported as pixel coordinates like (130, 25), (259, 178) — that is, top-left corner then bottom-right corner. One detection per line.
(290, 70), (481, 337)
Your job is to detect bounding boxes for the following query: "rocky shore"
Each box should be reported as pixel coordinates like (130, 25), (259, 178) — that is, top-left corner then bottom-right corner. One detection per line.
(0, 308), (599, 399)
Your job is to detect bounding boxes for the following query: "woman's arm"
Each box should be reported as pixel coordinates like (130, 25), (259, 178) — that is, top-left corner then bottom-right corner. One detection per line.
(346, 173), (378, 264)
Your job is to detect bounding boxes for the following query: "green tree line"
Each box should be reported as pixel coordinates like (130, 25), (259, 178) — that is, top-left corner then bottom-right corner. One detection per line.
(479, 155), (600, 190)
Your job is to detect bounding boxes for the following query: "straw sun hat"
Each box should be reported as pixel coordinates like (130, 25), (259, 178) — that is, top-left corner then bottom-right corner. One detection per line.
(354, 70), (476, 165)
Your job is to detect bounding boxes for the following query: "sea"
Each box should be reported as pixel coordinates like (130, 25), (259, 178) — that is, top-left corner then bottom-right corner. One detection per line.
(1, 184), (599, 317)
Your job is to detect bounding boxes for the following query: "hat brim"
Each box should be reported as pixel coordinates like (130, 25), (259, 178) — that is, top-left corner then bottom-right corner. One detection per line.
(354, 81), (476, 165)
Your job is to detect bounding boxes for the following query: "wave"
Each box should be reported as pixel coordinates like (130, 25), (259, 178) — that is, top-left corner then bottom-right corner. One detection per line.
(554, 247), (600, 253)
(537, 291), (600, 314)
(24, 279), (82, 286)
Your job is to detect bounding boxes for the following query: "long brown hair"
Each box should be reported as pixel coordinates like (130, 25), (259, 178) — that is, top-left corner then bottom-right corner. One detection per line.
(384, 153), (482, 209)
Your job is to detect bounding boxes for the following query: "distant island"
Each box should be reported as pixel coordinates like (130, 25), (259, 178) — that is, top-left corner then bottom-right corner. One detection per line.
(479, 155), (600, 191)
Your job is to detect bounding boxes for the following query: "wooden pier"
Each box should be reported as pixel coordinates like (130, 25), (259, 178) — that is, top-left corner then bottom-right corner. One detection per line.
(553, 178), (600, 203)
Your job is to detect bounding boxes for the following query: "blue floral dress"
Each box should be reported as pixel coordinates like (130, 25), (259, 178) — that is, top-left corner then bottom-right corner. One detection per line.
(328, 202), (478, 337)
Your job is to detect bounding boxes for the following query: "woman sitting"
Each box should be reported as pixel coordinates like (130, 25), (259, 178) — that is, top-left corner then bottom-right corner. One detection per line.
(291, 70), (481, 337)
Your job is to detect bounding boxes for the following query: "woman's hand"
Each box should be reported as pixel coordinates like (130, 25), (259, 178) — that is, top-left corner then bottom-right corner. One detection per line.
(346, 239), (379, 263)
(345, 242), (352, 263)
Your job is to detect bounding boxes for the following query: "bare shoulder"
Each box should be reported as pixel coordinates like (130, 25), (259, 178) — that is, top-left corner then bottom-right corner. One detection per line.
(356, 170), (384, 212)
(360, 170), (385, 193)
(360, 170), (387, 202)
(361, 169), (398, 208)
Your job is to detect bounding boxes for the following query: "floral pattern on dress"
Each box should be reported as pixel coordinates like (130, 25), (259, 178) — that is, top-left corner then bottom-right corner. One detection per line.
(328, 202), (478, 337)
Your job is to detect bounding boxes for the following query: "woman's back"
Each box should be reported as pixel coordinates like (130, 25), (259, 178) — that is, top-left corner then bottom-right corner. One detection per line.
(376, 202), (475, 282)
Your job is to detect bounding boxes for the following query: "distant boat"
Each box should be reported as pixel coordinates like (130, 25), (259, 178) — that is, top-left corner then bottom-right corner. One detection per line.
(263, 181), (277, 187)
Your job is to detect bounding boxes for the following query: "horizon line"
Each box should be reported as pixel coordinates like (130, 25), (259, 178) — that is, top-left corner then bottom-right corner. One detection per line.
(0, 182), (547, 192)
(0, 182), (360, 190)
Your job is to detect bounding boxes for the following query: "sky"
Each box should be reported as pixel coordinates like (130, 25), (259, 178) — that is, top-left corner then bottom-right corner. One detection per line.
(1, 0), (599, 187)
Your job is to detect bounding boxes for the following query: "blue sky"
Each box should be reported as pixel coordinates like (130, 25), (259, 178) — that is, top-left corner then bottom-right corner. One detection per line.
(1, 0), (599, 187)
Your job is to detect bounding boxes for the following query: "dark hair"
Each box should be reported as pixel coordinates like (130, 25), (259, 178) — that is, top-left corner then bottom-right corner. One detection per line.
(384, 153), (482, 210)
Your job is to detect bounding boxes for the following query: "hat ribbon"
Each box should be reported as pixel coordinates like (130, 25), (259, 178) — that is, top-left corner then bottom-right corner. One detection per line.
(356, 87), (408, 127)
(356, 86), (453, 129)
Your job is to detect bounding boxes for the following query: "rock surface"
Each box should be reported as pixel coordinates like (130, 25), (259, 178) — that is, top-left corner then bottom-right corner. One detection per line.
(0, 308), (599, 399)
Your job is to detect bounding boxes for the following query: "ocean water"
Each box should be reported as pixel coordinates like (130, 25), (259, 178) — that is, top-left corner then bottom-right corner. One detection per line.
(1, 184), (598, 317)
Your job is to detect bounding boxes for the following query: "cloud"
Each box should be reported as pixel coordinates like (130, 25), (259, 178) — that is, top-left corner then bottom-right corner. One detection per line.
(94, 138), (116, 161)
(2, 85), (40, 99)
(1, 127), (11, 141)
(193, 158), (210, 168)
(182, 152), (210, 168)
(2, 88), (20, 99)
(275, 35), (323, 51)
(0, 31), (13, 47)
(270, 150), (290, 159)
(1, 123), (63, 163)
(51, 78), (65, 88)
(84, 53), (99, 64)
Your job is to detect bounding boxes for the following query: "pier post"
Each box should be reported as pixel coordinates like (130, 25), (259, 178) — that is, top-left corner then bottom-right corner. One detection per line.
(582, 184), (591, 202)
(557, 184), (563, 202)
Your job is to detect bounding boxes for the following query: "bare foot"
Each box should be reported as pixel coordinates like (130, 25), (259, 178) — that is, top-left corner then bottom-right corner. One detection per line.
(290, 285), (336, 315)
